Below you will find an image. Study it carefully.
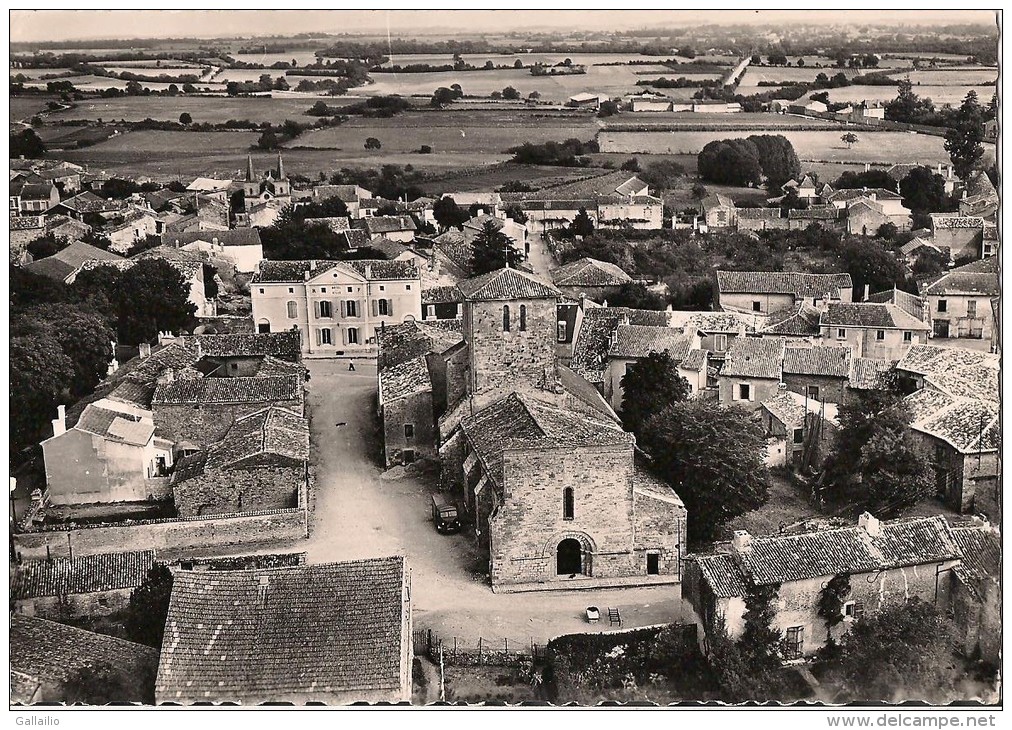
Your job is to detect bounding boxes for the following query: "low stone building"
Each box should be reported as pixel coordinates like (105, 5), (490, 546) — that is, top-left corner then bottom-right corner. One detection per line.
(684, 513), (963, 658)
(920, 256), (999, 342)
(715, 270), (853, 315)
(12, 550), (155, 620)
(11, 614), (159, 704)
(171, 406), (309, 517)
(759, 387), (839, 469)
(781, 344), (852, 404)
(155, 557), (412, 704)
(718, 336), (786, 411)
(948, 518), (1001, 664)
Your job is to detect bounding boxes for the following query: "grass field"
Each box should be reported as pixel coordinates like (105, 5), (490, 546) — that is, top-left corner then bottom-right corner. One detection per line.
(9, 95), (56, 122)
(825, 84), (993, 105)
(289, 109), (601, 155)
(886, 68), (998, 86)
(606, 111), (847, 129)
(597, 128), (978, 165)
(56, 128), (509, 181)
(738, 66), (867, 88)
(51, 94), (358, 124)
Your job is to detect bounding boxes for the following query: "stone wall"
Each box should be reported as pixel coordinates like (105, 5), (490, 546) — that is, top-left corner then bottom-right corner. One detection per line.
(633, 489), (687, 579)
(783, 373), (850, 405)
(382, 391), (437, 467)
(173, 461), (303, 517)
(14, 587), (133, 621)
(737, 216), (789, 232)
(466, 297), (558, 395)
(154, 396), (303, 446)
(14, 507), (308, 560)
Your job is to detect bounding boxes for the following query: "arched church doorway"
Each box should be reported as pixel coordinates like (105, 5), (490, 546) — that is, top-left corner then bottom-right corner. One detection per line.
(556, 538), (583, 576)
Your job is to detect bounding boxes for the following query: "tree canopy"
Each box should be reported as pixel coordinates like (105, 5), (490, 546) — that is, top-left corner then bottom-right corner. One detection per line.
(470, 219), (523, 275)
(698, 135), (800, 189)
(432, 196), (471, 231)
(944, 91), (986, 179)
(620, 350), (690, 435)
(639, 400), (770, 542)
(125, 563), (174, 648)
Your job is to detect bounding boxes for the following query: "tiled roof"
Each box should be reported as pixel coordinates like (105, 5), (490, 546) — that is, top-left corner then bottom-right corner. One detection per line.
(788, 206), (840, 220)
(921, 257), (999, 297)
(155, 558), (409, 704)
(783, 345), (851, 378)
(680, 348), (708, 372)
(196, 332), (301, 361)
(761, 388), (809, 426)
(304, 216), (351, 233)
(930, 213), (984, 230)
(737, 207), (783, 220)
(421, 285), (462, 304)
(18, 182), (55, 201)
(79, 257), (201, 281)
(849, 357), (896, 390)
(10, 215), (44, 231)
(895, 345), (998, 401)
(693, 553), (749, 599)
(59, 191), (125, 214)
(461, 393), (628, 492)
(188, 406), (309, 473)
(610, 324), (692, 360)
(570, 306), (674, 382)
(161, 228), (262, 248)
(552, 257), (631, 288)
(457, 267), (560, 301)
(762, 301), (821, 336)
(75, 402), (153, 446)
(716, 270), (852, 298)
(900, 237), (941, 256)
(905, 388), (999, 453)
(252, 259), (418, 283)
(515, 171), (644, 201)
(827, 188), (902, 202)
(380, 355), (432, 402)
(12, 615), (158, 696)
(359, 215), (416, 235)
(949, 521), (1000, 589)
(24, 241), (124, 281)
(667, 310), (755, 334)
(108, 379), (157, 408)
(313, 184), (364, 203)
(377, 319), (464, 370)
(632, 463), (685, 508)
(702, 192), (735, 209)
(721, 336), (785, 380)
(13, 550), (155, 599)
(822, 302), (928, 330)
(366, 236), (411, 260)
(152, 375), (302, 405)
(340, 229), (371, 249)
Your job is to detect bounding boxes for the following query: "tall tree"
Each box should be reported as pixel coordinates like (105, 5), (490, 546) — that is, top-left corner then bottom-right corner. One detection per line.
(639, 400), (770, 542)
(606, 281), (668, 311)
(620, 350), (690, 435)
(470, 219), (522, 275)
(125, 564), (173, 649)
(837, 237), (906, 297)
(11, 128), (45, 158)
(11, 333), (74, 452)
(822, 391), (932, 516)
(432, 196), (470, 231)
(571, 207), (595, 238)
(944, 90), (986, 180)
(14, 305), (115, 398)
(900, 166), (948, 214)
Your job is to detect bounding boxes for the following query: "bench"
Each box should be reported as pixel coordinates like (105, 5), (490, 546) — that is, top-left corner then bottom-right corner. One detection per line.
(608, 607), (622, 627)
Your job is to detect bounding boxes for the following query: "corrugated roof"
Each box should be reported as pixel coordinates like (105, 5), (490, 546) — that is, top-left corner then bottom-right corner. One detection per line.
(155, 558), (409, 704)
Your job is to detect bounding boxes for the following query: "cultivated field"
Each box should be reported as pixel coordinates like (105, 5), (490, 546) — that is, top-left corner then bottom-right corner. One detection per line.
(887, 68), (998, 86)
(289, 109), (601, 155)
(9, 95), (54, 122)
(597, 128), (980, 165)
(738, 66), (868, 88)
(605, 111), (847, 129)
(825, 84), (993, 105)
(49, 94), (371, 124)
(417, 163), (610, 195)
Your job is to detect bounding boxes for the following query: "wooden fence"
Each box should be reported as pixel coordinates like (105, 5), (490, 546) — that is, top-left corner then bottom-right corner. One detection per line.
(413, 629), (548, 667)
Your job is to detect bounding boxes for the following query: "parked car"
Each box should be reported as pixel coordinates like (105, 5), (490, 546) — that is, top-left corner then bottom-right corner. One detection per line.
(431, 493), (461, 534)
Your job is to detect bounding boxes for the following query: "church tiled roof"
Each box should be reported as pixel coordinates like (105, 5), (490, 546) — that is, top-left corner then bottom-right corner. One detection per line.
(457, 267), (560, 301)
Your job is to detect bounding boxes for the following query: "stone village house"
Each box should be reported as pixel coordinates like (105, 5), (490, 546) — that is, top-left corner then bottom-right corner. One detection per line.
(684, 513), (963, 658)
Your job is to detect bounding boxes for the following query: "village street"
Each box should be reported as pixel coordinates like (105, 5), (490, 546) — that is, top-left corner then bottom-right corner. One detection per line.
(301, 359), (699, 647)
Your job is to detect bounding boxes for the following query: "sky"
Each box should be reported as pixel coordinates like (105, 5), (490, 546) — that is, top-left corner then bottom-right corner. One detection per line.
(9, 9), (998, 43)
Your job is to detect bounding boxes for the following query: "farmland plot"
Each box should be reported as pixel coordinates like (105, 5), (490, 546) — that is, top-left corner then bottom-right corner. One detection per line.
(826, 84), (994, 105)
(51, 94), (352, 124)
(597, 129), (988, 165)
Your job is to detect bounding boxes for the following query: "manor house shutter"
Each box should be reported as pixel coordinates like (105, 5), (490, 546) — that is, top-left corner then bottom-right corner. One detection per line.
(340, 300), (347, 318)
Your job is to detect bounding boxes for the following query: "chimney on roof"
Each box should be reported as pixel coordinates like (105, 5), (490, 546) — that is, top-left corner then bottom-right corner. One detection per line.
(139, 342), (152, 358)
(863, 283), (870, 302)
(858, 511), (881, 537)
(52, 405), (67, 437)
(864, 163), (870, 173)
(257, 575), (269, 607)
(365, 263), (373, 279)
(732, 530), (753, 554)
